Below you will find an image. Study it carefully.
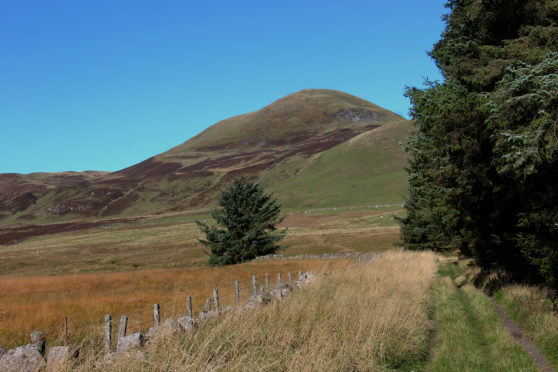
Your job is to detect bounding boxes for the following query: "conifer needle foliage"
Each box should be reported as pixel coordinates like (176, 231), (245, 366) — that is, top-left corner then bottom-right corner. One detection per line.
(399, 0), (558, 287)
(197, 178), (286, 266)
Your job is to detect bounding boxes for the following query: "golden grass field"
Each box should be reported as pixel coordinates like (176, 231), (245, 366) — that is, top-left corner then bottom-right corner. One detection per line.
(0, 208), (401, 350)
(0, 259), (345, 349)
(73, 250), (439, 371)
(3, 209), (555, 371)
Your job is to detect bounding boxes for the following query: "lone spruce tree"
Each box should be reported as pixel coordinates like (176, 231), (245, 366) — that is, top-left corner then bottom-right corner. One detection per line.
(197, 177), (286, 266)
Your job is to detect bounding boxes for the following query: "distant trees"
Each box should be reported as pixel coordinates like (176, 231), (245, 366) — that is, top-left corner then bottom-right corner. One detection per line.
(399, 0), (558, 287)
(197, 178), (286, 266)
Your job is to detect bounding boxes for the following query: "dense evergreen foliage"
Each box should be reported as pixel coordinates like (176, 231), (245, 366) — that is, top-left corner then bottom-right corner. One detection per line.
(197, 178), (286, 266)
(399, 0), (558, 287)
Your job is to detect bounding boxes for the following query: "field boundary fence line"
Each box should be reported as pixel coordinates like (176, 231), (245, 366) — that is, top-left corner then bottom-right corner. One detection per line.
(0, 252), (377, 369)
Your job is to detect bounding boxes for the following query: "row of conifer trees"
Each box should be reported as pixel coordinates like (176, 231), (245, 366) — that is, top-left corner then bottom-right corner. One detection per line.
(398, 0), (558, 288)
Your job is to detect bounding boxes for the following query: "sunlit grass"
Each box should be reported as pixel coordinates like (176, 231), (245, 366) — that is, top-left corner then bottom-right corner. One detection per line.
(494, 285), (558, 369)
(428, 263), (538, 371)
(0, 259), (343, 349)
(0, 209), (400, 276)
(73, 250), (438, 371)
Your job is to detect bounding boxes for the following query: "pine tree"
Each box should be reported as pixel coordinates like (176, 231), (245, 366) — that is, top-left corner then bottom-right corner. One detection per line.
(400, 0), (558, 287)
(197, 178), (286, 266)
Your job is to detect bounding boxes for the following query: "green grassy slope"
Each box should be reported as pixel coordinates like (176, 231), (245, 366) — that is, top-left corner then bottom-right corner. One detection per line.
(263, 119), (412, 210)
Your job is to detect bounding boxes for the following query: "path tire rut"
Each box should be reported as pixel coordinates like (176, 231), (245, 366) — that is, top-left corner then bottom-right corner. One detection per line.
(489, 297), (555, 372)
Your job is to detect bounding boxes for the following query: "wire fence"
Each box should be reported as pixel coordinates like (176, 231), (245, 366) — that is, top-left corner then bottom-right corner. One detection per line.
(4, 253), (376, 362)
(8, 270), (303, 352)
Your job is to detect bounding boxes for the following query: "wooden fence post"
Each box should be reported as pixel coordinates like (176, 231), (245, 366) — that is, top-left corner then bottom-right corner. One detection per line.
(235, 280), (240, 305)
(63, 316), (68, 346)
(298, 270), (302, 279)
(187, 296), (192, 317)
(205, 298), (212, 312)
(288, 272), (292, 287)
(118, 315), (127, 339)
(252, 275), (257, 295)
(104, 315), (112, 352)
(213, 288), (219, 311)
(277, 273), (282, 288)
(153, 304), (160, 327)
(265, 272), (269, 290)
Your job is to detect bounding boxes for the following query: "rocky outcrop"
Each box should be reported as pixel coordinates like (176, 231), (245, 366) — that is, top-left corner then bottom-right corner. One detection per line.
(30, 331), (45, 357)
(116, 333), (144, 353)
(177, 316), (197, 332)
(0, 345), (46, 372)
(330, 108), (380, 123)
(276, 282), (294, 298)
(296, 271), (315, 288)
(45, 346), (79, 372)
(244, 290), (275, 309)
(198, 310), (219, 321)
(146, 318), (182, 339)
(46, 202), (95, 215)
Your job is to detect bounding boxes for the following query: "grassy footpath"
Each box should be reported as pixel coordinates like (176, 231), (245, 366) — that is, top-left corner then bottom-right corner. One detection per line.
(494, 285), (558, 369)
(427, 263), (538, 371)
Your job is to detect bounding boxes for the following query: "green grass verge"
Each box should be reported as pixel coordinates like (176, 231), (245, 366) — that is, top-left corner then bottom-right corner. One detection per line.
(494, 285), (558, 369)
(428, 263), (538, 371)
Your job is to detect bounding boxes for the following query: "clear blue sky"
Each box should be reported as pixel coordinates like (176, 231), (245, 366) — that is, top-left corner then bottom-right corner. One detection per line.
(1, 0), (446, 174)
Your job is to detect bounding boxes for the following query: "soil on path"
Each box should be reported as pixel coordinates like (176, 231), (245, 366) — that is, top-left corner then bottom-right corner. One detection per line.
(490, 297), (555, 372)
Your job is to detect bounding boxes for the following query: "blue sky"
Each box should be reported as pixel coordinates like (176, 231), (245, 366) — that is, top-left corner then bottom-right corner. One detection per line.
(1, 0), (446, 174)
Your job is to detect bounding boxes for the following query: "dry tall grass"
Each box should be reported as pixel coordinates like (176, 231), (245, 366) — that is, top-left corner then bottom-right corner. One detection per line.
(0, 259), (339, 349)
(80, 250), (438, 371)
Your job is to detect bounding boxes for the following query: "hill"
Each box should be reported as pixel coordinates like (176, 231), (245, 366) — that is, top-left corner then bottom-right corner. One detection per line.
(0, 89), (410, 234)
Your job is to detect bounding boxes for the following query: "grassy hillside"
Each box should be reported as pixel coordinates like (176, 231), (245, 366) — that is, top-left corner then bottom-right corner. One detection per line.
(264, 119), (412, 209)
(0, 89), (410, 238)
(162, 89), (403, 155)
(0, 208), (402, 276)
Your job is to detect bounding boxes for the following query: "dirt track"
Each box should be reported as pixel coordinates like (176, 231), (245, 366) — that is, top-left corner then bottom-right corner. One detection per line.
(490, 297), (556, 372)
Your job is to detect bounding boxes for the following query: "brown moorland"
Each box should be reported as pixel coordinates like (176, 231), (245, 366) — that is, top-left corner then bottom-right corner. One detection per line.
(0, 208), (400, 348)
(0, 208), (401, 277)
